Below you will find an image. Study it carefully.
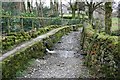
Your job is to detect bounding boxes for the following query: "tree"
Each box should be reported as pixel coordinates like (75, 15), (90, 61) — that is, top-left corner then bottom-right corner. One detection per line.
(50, 0), (54, 16)
(85, 0), (103, 25)
(2, 2), (26, 15)
(21, 0), (26, 12)
(39, 0), (43, 17)
(35, 0), (39, 16)
(60, 0), (63, 18)
(54, 0), (59, 15)
(118, 2), (120, 18)
(67, 0), (77, 18)
(27, 0), (31, 13)
(77, 2), (85, 17)
(35, 0), (44, 17)
(105, 2), (112, 34)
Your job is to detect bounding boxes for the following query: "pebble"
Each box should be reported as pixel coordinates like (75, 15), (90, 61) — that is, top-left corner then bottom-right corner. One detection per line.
(18, 31), (91, 78)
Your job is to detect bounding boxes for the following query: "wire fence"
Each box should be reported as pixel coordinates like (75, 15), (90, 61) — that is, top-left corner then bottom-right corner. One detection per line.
(1, 15), (82, 34)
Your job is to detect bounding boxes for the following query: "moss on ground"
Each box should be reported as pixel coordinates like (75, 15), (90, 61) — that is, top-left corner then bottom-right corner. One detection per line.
(2, 25), (79, 79)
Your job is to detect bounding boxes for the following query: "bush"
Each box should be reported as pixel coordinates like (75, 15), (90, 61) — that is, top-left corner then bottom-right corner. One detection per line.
(67, 19), (80, 25)
(2, 26), (72, 79)
(80, 25), (120, 78)
(49, 17), (62, 25)
(111, 30), (120, 36)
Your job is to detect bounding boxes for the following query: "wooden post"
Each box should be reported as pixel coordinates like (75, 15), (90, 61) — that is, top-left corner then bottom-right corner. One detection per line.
(21, 18), (24, 32)
(7, 18), (10, 33)
(32, 19), (34, 30)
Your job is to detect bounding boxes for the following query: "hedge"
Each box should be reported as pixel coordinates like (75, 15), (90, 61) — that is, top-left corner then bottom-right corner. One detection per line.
(80, 24), (120, 78)
(1, 25), (79, 79)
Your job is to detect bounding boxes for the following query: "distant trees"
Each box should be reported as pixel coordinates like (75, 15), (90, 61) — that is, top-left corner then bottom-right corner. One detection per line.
(27, 0), (32, 13)
(85, 0), (103, 25)
(65, 0), (103, 20)
(21, 0), (26, 12)
(118, 2), (120, 18)
(66, 0), (85, 18)
(77, 2), (85, 17)
(50, 0), (59, 17)
(54, 0), (59, 16)
(68, 0), (77, 18)
(60, 0), (63, 18)
(2, 2), (26, 15)
(50, 0), (54, 15)
(35, 0), (44, 17)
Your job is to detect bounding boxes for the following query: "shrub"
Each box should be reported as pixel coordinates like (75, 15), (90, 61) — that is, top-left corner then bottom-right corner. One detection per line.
(80, 25), (120, 78)
(111, 30), (120, 36)
(67, 19), (80, 25)
(49, 17), (62, 25)
(2, 26), (72, 79)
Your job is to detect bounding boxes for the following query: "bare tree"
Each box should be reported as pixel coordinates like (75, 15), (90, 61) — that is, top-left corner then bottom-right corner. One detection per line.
(66, 0), (77, 18)
(60, 0), (63, 18)
(54, 0), (59, 16)
(77, 1), (85, 17)
(50, 0), (54, 15)
(35, 0), (44, 17)
(39, 0), (43, 17)
(85, 0), (103, 25)
(27, 0), (31, 13)
(35, 0), (39, 16)
(21, 0), (26, 12)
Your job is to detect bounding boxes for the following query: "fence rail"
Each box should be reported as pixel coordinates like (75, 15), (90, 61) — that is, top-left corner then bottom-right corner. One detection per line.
(1, 15), (81, 34)
(1, 15), (60, 19)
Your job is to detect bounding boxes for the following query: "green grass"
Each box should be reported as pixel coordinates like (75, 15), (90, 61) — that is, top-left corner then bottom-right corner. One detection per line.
(59, 14), (88, 18)
(111, 17), (119, 31)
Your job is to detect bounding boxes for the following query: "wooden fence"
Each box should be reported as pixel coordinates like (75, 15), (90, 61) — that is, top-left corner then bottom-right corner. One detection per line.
(1, 15), (53, 33)
(1, 15), (81, 34)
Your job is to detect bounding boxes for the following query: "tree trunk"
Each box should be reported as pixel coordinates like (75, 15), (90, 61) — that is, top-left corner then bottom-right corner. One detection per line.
(39, 0), (43, 17)
(22, 1), (26, 12)
(72, 8), (75, 18)
(60, 0), (63, 18)
(88, 5), (93, 24)
(39, 0), (44, 26)
(35, 0), (39, 16)
(27, 0), (31, 13)
(105, 2), (112, 34)
(50, 0), (54, 15)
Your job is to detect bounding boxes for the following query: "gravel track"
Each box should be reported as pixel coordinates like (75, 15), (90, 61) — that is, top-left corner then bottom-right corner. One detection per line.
(19, 30), (91, 78)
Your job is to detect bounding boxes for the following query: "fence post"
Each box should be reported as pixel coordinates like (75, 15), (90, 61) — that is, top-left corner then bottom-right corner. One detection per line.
(7, 18), (10, 33)
(32, 19), (34, 30)
(21, 18), (24, 32)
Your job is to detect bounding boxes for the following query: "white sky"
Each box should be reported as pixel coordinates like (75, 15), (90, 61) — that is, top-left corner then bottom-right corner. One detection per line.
(2, 0), (119, 8)
(41, 0), (120, 7)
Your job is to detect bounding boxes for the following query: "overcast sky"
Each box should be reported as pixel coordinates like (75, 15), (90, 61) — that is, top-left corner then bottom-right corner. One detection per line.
(24, 0), (120, 9)
(40, 0), (119, 7)
(26, 0), (119, 7)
